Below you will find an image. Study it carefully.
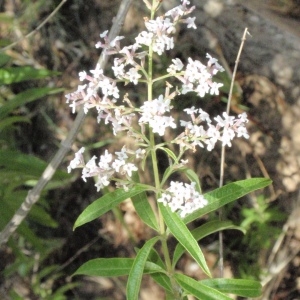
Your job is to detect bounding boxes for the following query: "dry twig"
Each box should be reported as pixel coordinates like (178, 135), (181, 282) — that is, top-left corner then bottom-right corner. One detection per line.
(218, 28), (250, 277)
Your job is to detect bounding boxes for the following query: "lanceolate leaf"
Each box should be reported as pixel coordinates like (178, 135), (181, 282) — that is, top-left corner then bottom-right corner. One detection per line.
(0, 66), (59, 85)
(159, 203), (211, 277)
(151, 273), (173, 293)
(74, 258), (134, 277)
(131, 172), (159, 231)
(174, 273), (232, 300)
(73, 258), (165, 277)
(172, 220), (245, 267)
(161, 165), (175, 187)
(74, 184), (152, 229)
(132, 192), (159, 231)
(201, 278), (262, 297)
(127, 236), (160, 300)
(0, 87), (63, 119)
(156, 146), (177, 162)
(0, 116), (30, 130)
(148, 248), (166, 269)
(181, 168), (202, 193)
(0, 150), (70, 180)
(183, 178), (272, 224)
(147, 248), (173, 292)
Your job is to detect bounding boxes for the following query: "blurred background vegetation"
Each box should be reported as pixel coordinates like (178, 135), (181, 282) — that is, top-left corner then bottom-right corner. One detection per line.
(0, 0), (299, 299)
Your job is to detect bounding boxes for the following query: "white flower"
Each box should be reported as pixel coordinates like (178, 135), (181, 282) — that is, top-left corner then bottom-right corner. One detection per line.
(135, 148), (146, 159)
(82, 155), (98, 182)
(67, 147), (85, 173)
(214, 112), (235, 127)
(238, 112), (248, 123)
(78, 71), (87, 81)
(135, 31), (153, 46)
(95, 175), (110, 191)
(115, 147), (128, 161)
(122, 163), (138, 177)
(139, 96), (176, 136)
(210, 82), (223, 95)
(236, 126), (249, 139)
(221, 127), (235, 147)
(158, 181), (208, 217)
(99, 150), (113, 169)
(177, 107), (249, 151)
(112, 159), (125, 172)
(126, 67), (141, 84)
(112, 59), (125, 78)
(110, 35), (124, 47)
(206, 53), (224, 73)
(100, 30), (108, 38)
(183, 106), (197, 115)
(90, 65), (103, 78)
(167, 58), (184, 74)
(184, 17), (197, 29)
(198, 109), (211, 123)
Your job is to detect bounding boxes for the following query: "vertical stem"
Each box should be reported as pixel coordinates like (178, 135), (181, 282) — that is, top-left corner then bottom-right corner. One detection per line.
(146, 2), (180, 298)
(218, 28), (250, 277)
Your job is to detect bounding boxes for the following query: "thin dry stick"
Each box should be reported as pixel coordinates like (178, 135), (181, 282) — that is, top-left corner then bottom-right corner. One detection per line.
(218, 28), (250, 277)
(0, 0), (133, 247)
(0, 0), (68, 52)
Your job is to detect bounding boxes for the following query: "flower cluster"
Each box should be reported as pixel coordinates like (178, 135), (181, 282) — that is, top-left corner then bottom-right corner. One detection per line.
(175, 108), (249, 151)
(66, 0), (250, 217)
(168, 54), (224, 97)
(68, 147), (145, 191)
(136, 0), (196, 55)
(158, 181), (208, 218)
(138, 95), (176, 136)
(65, 0), (198, 117)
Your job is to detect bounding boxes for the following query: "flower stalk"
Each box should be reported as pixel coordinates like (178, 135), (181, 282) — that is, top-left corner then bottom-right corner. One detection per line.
(66, 1), (254, 298)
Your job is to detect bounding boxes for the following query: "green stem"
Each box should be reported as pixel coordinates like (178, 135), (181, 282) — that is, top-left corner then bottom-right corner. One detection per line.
(147, 2), (181, 298)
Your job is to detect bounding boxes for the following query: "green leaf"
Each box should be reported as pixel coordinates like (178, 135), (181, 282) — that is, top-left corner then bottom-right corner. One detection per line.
(174, 274), (232, 300)
(147, 248), (173, 292)
(148, 247), (166, 269)
(15, 223), (45, 252)
(73, 258), (165, 277)
(47, 282), (79, 300)
(0, 66), (59, 85)
(183, 178), (272, 224)
(0, 116), (30, 131)
(131, 173), (159, 231)
(181, 168), (202, 193)
(151, 272), (173, 292)
(0, 189), (57, 230)
(0, 87), (64, 119)
(74, 258), (134, 277)
(172, 220), (245, 267)
(127, 236), (160, 300)
(74, 184), (153, 229)
(156, 146), (177, 162)
(132, 198), (156, 233)
(201, 278), (262, 297)
(28, 204), (58, 228)
(159, 203), (211, 277)
(158, 147), (179, 186)
(161, 165), (175, 187)
(0, 149), (70, 181)
(0, 53), (11, 67)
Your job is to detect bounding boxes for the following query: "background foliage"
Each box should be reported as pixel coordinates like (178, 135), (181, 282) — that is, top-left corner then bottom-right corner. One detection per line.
(1, 0), (299, 299)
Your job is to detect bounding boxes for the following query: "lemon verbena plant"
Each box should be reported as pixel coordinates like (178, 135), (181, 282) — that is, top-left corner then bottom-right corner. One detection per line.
(66, 1), (271, 299)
